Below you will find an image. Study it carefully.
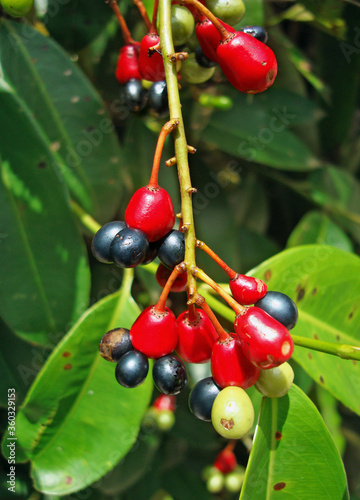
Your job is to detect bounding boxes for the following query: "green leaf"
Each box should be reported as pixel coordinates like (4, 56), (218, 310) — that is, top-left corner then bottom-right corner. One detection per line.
(239, 0), (264, 27)
(251, 246), (360, 415)
(43, 0), (114, 52)
(301, 0), (346, 36)
(316, 385), (346, 455)
(0, 20), (123, 221)
(200, 92), (321, 171)
(300, 167), (360, 243)
(2, 273), (153, 495)
(0, 89), (90, 345)
(287, 210), (354, 252)
(240, 385), (349, 499)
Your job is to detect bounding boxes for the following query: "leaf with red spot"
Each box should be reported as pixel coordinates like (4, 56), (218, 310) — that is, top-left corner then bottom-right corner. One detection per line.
(240, 385), (349, 499)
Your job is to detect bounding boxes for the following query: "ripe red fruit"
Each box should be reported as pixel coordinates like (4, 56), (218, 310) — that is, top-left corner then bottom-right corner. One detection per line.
(130, 305), (178, 359)
(229, 274), (267, 305)
(211, 334), (260, 389)
(214, 448), (237, 475)
(234, 307), (294, 369)
(138, 33), (165, 82)
(115, 43), (141, 84)
(195, 17), (235, 63)
(217, 32), (277, 93)
(153, 394), (176, 412)
(156, 263), (187, 292)
(125, 186), (175, 242)
(176, 309), (218, 363)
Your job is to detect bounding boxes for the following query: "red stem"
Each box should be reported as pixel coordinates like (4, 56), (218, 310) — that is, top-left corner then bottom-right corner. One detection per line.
(196, 295), (230, 342)
(187, 303), (196, 322)
(191, 267), (245, 315)
(196, 240), (236, 280)
(179, 0), (231, 41)
(133, 0), (152, 32)
(148, 119), (179, 189)
(155, 263), (187, 312)
(108, 0), (136, 45)
(150, 0), (160, 34)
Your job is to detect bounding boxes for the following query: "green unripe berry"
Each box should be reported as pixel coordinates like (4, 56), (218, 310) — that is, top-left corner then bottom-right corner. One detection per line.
(198, 93), (233, 110)
(224, 465), (245, 492)
(211, 386), (254, 439)
(180, 53), (215, 84)
(206, 0), (245, 26)
(1, 0), (33, 17)
(171, 5), (195, 46)
(155, 409), (175, 431)
(255, 362), (294, 398)
(205, 467), (224, 493)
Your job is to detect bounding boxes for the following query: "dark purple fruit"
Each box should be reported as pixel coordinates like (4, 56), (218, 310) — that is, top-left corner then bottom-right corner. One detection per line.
(121, 79), (148, 113)
(99, 328), (133, 362)
(115, 350), (149, 388)
(148, 80), (169, 118)
(92, 221), (127, 263)
(152, 354), (187, 395)
(157, 230), (185, 269)
(255, 291), (298, 330)
(240, 25), (268, 44)
(195, 46), (217, 68)
(110, 227), (149, 268)
(189, 377), (221, 421)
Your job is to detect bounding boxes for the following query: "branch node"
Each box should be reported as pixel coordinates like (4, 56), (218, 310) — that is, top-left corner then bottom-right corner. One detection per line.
(169, 51), (188, 63)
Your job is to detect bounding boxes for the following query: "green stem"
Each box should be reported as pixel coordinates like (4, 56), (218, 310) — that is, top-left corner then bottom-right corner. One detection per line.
(70, 200), (101, 234)
(158, 0), (198, 302)
(291, 335), (360, 361)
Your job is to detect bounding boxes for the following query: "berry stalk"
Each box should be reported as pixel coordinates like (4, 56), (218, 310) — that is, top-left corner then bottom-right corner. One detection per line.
(158, 0), (198, 302)
(107, 0), (136, 45)
(196, 239), (236, 279)
(155, 262), (187, 312)
(179, 0), (231, 40)
(133, 0), (151, 31)
(196, 295), (230, 342)
(192, 267), (245, 315)
(148, 119), (180, 188)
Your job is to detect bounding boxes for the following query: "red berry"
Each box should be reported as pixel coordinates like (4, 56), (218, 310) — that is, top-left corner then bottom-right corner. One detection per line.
(216, 32), (277, 93)
(195, 17), (235, 63)
(115, 43), (141, 84)
(138, 33), (165, 82)
(125, 186), (175, 242)
(156, 263), (187, 292)
(211, 334), (260, 389)
(130, 305), (178, 359)
(229, 274), (267, 305)
(153, 394), (176, 412)
(214, 449), (237, 475)
(234, 307), (294, 369)
(176, 309), (218, 363)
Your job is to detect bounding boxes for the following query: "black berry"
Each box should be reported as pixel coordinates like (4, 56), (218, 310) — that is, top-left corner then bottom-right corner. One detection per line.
(115, 350), (149, 388)
(92, 221), (127, 263)
(255, 291), (298, 330)
(157, 230), (185, 269)
(121, 79), (148, 113)
(148, 81), (169, 118)
(240, 25), (268, 44)
(110, 227), (149, 268)
(195, 46), (217, 68)
(152, 354), (187, 395)
(189, 377), (221, 421)
(142, 240), (159, 265)
(99, 328), (133, 362)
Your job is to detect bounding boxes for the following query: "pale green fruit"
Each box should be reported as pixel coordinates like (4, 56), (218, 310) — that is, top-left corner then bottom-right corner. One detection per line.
(205, 468), (224, 493)
(211, 386), (254, 439)
(171, 4), (195, 46)
(224, 465), (246, 492)
(255, 362), (294, 398)
(180, 53), (215, 84)
(1, 0), (33, 17)
(206, 0), (245, 26)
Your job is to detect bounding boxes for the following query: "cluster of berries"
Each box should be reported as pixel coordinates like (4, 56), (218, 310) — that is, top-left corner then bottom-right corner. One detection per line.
(110, 0), (277, 114)
(202, 445), (245, 494)
(93, 103), (297, 440)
